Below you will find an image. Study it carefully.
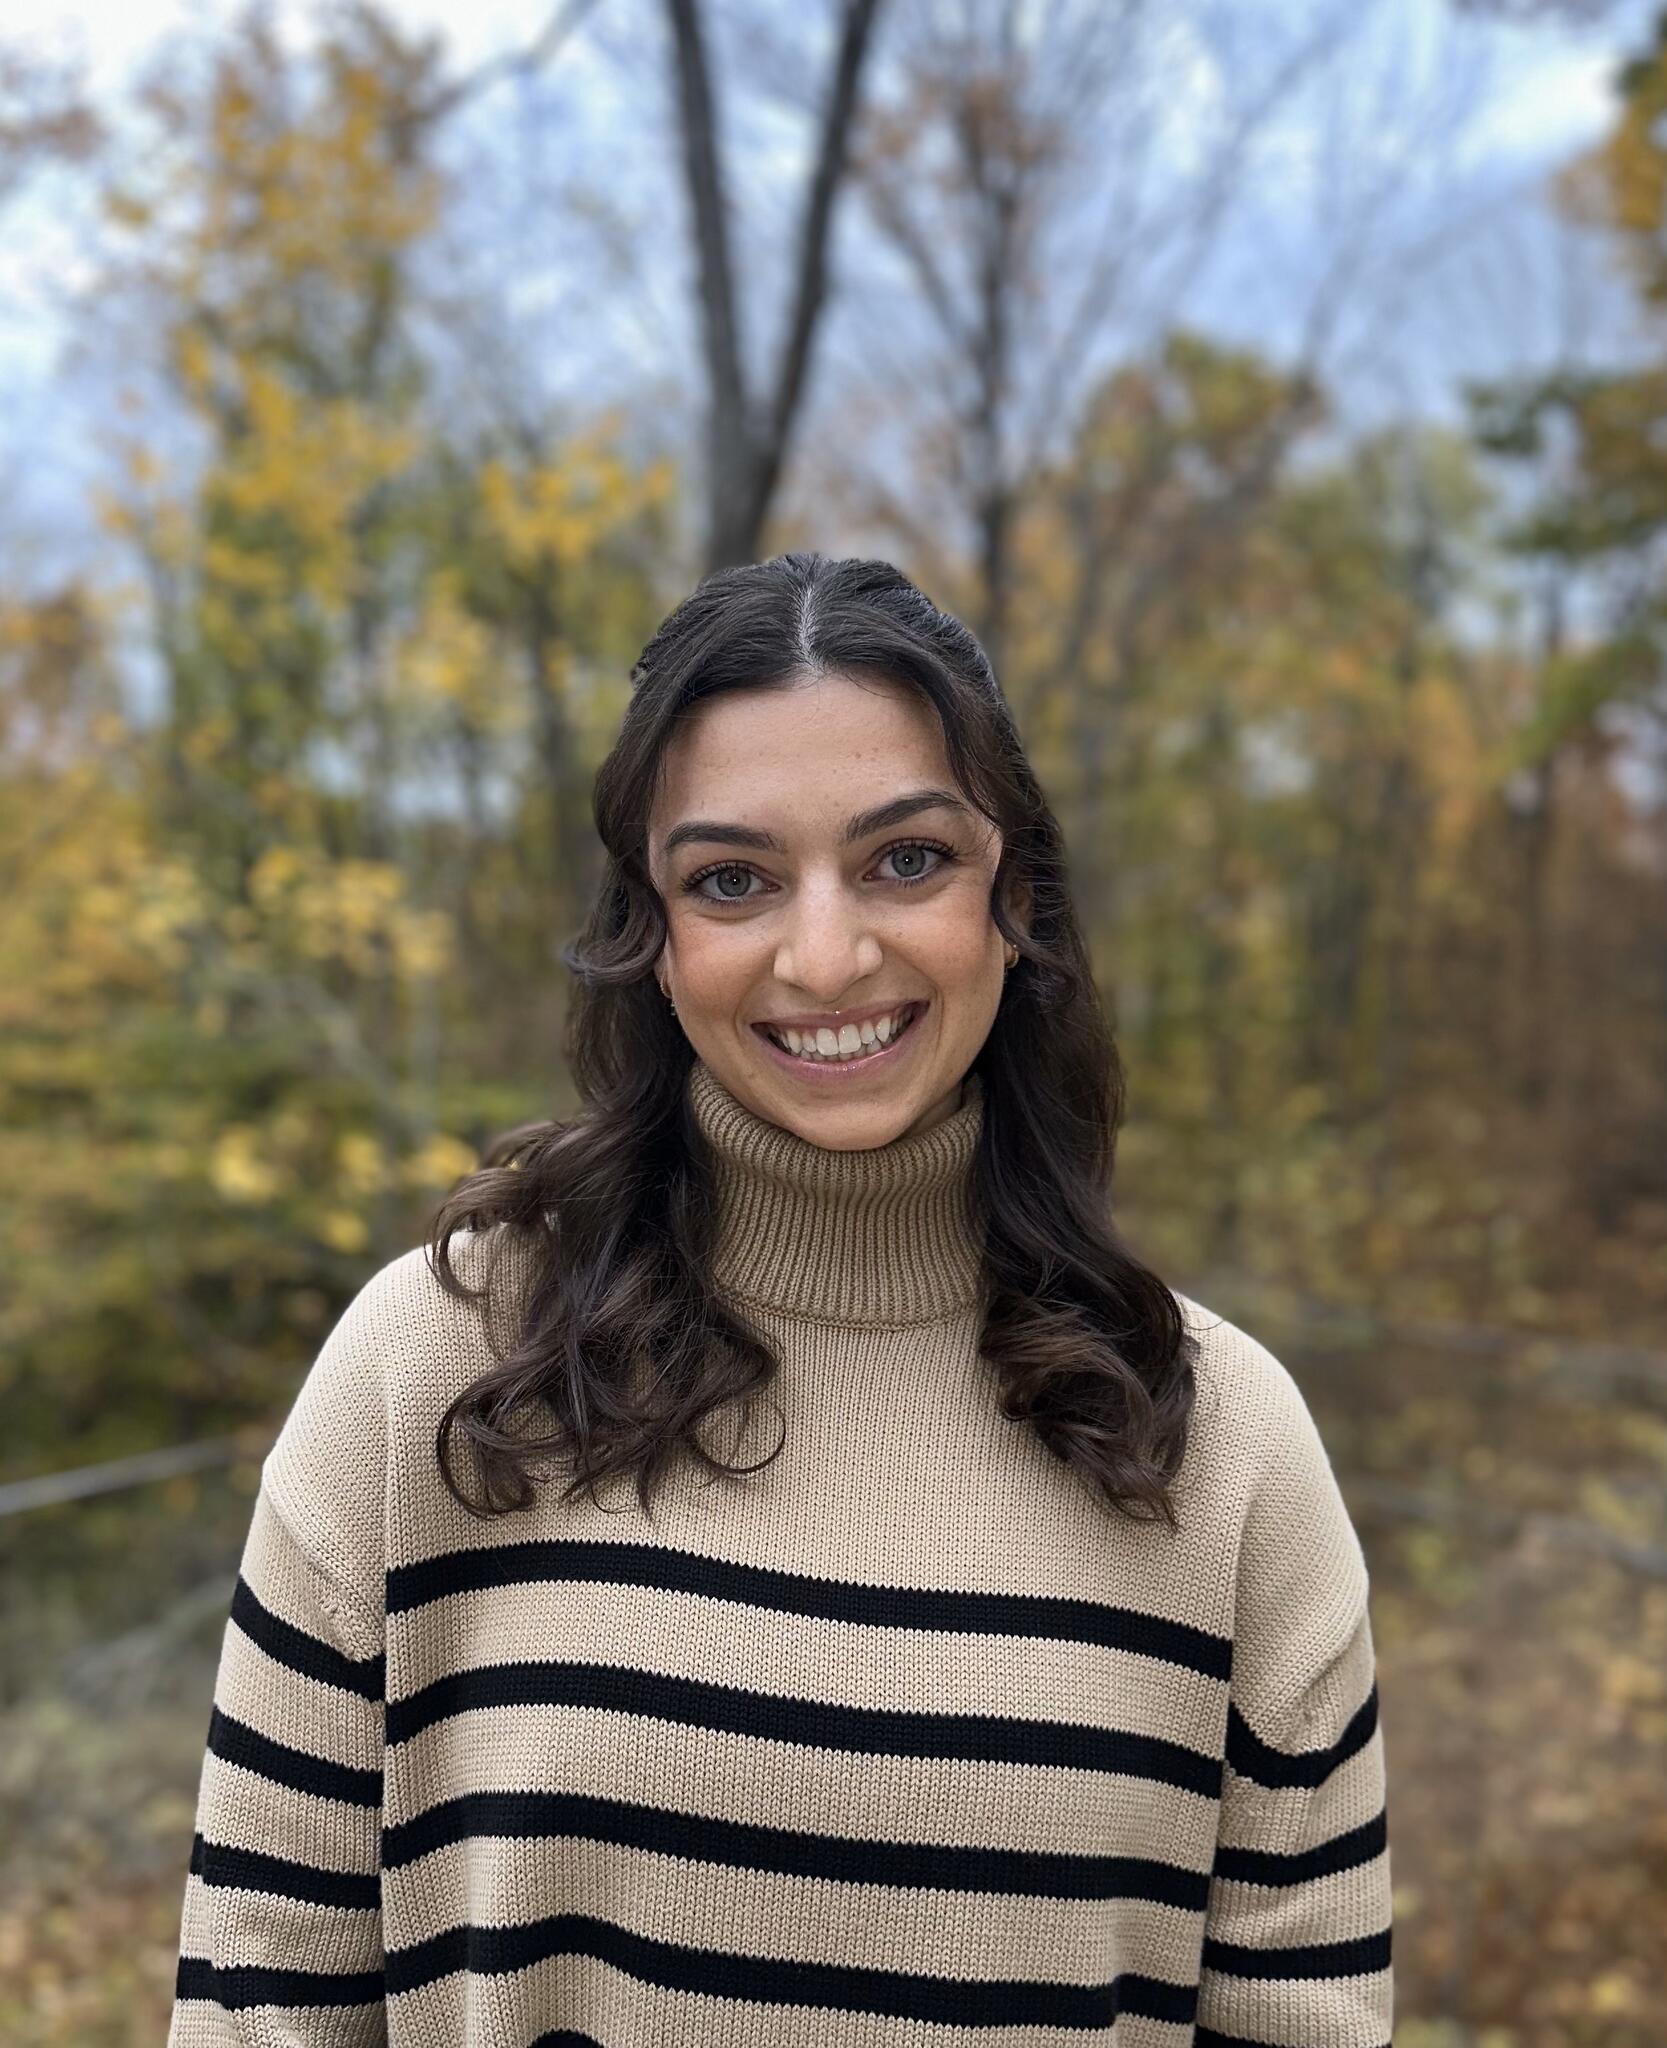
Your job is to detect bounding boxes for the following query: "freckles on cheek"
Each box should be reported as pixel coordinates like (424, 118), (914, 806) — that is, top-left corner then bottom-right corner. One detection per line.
(671, 916), (754, 1004)
(925, 903), (999, 983)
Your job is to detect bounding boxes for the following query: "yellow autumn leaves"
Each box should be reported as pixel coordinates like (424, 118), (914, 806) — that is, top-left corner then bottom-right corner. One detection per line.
(247, 845), (453, 980)
(209, 1121), (478, 1251)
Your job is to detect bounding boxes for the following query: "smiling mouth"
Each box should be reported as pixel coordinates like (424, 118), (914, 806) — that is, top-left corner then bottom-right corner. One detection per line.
(756, 1001), (925, 1066)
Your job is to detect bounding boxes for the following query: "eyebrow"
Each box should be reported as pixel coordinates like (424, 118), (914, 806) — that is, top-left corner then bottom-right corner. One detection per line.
(660, 788), (975, 859)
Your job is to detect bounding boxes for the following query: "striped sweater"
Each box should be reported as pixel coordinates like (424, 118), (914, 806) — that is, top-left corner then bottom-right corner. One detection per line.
(168, 1056), (1393, 2046)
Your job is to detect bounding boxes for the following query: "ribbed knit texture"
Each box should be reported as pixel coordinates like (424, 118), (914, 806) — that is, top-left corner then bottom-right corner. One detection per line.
(695, 1060), (986, 1324)
(169, 1055), (1393, 2046)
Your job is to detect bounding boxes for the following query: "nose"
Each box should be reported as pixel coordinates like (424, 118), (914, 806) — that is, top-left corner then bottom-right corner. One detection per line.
(773, 875), (884, 1000)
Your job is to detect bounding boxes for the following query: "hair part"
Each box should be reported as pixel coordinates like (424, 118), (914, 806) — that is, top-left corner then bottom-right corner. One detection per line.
(424, 551), (1197, 1533)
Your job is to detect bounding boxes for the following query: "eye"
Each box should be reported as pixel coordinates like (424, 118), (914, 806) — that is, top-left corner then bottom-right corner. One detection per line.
(682, 861), (764, 904)
(679, 838), (957, 905)
(876, 838), (955, 886)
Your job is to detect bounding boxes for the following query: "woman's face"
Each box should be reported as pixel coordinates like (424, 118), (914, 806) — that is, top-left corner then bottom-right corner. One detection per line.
(647, 670), (1018, 1149)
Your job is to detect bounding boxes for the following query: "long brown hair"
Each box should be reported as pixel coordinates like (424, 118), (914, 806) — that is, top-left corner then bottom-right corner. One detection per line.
(426, 551), (1197, 1530)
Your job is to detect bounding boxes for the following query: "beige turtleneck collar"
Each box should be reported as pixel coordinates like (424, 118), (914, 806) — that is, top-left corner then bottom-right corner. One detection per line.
(684, 1057), (987, 1326)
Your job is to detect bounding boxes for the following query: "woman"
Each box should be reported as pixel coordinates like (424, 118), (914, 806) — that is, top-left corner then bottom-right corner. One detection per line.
(169, 552), (1392, 2046)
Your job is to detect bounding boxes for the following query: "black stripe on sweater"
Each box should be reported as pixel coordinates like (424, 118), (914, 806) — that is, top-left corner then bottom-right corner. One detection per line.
(208, 1704), (383, 1807)
(381, 1787), (1212, 1908)
(382, 1911), (1201, 2027)
(384, 1661), (1222, 1795)
(174, 1953), (384, 2010)
(1201, 1925), (1392, 1980)
(1224, 1681), (1379, 1790)
(386, 1538), (1232, 1679)
(230, 1574), (384, 1700)
(190, 1829), (380, 1910)
(1197, 2034), (1391, 2048)
(1213, 1807), (1388, 1888)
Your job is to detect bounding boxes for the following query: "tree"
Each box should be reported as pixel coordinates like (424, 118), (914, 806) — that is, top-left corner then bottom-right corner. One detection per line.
(1458, 10), (1667, 1194)
(0, 42), (99, 208)
(662, 0), (888, 571)
(832, 0), (1361, 674)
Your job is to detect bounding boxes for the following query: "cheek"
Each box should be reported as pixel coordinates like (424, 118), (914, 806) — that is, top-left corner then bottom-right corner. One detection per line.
(906, 893), (1000, 990)
(665, 908), (758, 1003)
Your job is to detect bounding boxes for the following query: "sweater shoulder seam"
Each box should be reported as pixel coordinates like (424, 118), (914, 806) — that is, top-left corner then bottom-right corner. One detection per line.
(258, 1476), (382, 1653)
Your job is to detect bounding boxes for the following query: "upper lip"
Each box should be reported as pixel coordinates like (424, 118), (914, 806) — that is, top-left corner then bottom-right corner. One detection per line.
(755, 998), (925, 1033)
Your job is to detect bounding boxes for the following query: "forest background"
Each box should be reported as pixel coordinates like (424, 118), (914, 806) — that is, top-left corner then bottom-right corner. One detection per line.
(3, 0), (1666, 2038)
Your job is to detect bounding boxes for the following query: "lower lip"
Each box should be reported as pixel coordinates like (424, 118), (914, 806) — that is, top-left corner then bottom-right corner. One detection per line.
(752, 1004), (926, 1083)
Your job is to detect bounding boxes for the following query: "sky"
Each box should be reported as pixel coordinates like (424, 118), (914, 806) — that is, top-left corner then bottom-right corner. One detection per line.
(2, 0), (1662, 582)
(2, 0), (1630, 143)
(8, 0), (576, 84)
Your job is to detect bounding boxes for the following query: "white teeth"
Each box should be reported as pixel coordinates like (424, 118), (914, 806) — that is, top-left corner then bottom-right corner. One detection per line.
(768, 1004), (916, 1063)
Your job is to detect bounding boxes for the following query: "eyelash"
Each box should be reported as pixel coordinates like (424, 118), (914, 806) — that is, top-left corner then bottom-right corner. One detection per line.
(681, 838), (958, 904)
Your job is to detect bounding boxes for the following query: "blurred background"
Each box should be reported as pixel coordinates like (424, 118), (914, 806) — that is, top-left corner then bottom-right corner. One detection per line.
(2, 0), (1665, 2038)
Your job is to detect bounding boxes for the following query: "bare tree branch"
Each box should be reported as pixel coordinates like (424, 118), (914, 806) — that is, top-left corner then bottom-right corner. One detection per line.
(667, 0), (889, 570)
(415, 0), (606, 127)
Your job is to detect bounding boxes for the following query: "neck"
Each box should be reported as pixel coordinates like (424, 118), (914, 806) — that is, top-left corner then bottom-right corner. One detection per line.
(684, 1058), (986, 1324)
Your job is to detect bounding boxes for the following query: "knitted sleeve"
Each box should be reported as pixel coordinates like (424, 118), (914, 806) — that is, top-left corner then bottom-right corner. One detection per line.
(166, 1258), (396, 2048)
(1193, 1348), (1394, 2047)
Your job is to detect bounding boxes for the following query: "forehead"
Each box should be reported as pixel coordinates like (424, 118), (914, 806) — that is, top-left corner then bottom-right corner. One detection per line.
(652, 673), (954, 826)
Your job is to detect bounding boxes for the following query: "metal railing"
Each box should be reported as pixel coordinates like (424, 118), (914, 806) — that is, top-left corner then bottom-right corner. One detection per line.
(0, 1427), (273, 1518)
